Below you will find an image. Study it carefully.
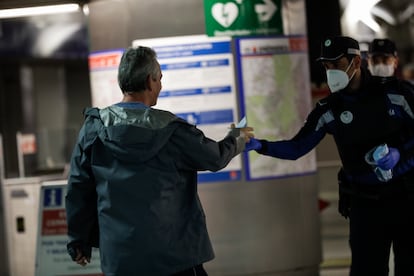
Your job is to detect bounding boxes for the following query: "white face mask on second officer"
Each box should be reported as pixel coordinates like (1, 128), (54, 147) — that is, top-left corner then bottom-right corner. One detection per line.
(368, 63), (395, 77)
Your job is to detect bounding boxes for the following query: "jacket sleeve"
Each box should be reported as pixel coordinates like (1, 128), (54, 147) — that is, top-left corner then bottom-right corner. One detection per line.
(256, 103), (328, 160)
(65, 119), (99, 248)
(170, 123), (242, 172)
(390, 82), (414, 178)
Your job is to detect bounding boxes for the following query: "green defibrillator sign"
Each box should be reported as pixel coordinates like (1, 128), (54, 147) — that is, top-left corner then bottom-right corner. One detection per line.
(204, 0), (283, 37)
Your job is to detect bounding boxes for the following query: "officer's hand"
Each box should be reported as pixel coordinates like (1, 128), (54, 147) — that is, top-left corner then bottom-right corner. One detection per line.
(245, 138), (262, 152)
(376, 147), (400, 170)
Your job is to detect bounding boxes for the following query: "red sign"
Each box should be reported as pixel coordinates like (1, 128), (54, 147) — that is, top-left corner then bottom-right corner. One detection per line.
(19, 133), (37, 154)
(41, 209), (67, 235)
(289, 37), (308, 52)
(89, 52), (122, 70)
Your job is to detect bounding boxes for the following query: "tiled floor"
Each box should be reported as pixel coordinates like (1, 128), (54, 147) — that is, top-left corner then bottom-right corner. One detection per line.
(319, 191), (351, 276)
(320, 268), (350, 276)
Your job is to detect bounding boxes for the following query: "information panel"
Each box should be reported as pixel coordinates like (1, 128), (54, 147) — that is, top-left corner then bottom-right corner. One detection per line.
(89, 50), (124, 108)
(35, 181), (102, 276)
(235, 35), (317, 180)
(133, 35), (242, 182)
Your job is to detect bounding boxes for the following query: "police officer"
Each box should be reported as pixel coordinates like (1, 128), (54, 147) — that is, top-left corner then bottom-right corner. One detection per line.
(368, 38), (399, 79)
(245, 36), (414, 275)
(338, 38), (406, 220)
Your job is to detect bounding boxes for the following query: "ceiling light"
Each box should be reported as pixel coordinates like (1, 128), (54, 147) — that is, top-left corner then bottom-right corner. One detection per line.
(0, 4), (80, 19)
(341, 0), (382, 33)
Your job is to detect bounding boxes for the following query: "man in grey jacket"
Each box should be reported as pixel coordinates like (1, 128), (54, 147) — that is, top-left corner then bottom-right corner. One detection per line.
(65, 46), (253, 276)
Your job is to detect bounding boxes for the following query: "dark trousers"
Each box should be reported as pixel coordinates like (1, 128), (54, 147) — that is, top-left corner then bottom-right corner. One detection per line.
(172, 264), (208, 276)
(349, 194), (414, 276)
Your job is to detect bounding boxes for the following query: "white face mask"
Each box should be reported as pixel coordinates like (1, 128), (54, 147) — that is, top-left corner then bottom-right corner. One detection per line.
(368, 64), (395, 77)
(326, 59), (356, 92)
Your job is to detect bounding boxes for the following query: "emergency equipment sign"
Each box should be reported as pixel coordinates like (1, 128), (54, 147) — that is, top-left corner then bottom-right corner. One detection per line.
(204, 0), (283, 37)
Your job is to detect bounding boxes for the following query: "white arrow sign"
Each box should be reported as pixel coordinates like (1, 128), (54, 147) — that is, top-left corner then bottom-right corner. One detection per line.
(255, 0), (277, 22)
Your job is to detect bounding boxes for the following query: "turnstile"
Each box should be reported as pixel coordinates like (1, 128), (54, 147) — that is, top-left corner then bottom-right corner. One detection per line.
(2, 175), (64, 276)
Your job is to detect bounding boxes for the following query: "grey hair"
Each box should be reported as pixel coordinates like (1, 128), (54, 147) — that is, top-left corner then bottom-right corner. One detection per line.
(117, 46), (160, 93)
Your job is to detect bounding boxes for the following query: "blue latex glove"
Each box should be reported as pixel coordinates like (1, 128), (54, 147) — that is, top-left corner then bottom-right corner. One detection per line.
(245, 138), (262, 152)
(376, 147), (400, 170)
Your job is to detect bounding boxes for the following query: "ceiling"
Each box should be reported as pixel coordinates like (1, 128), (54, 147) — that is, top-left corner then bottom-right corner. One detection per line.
(0, 0), (90, 9)
(0, 0), (412, 59)
(0, 0), (91, 58)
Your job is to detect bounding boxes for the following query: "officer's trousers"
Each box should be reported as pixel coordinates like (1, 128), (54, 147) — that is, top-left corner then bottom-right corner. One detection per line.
(349, 193), (414, 276)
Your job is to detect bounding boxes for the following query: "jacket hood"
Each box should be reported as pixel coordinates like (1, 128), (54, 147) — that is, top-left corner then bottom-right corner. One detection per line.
(85, 106), (185, 163)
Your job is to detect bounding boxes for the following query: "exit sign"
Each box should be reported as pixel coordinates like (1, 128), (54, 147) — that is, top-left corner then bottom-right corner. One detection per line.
(204, 0), (283, 37)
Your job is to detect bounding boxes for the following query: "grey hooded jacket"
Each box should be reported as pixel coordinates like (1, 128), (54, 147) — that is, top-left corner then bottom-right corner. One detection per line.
(65, 104), (245, 275)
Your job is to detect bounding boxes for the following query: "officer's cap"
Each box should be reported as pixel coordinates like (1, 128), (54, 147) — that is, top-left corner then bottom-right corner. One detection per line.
(369, 38), (397, 57)
(317, 36), (360, 61)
